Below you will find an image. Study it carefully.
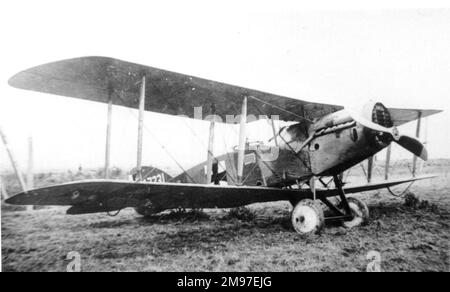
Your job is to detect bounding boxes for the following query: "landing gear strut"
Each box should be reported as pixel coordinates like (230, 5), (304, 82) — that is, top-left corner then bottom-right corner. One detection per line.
(324, 175), (369, 227)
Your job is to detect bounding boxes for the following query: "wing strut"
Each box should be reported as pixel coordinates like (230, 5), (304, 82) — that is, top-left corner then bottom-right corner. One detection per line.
(0, 175), (8, 201)
(104, 93), (113, 179)
(136, 76), (146, 180)
(412, 111), (422, 177)
(384, 145), (392, 180)
(205, 107), (216, 184)
(419, 117), (428, 173)
(0, 127), (27, 194)
(270, 119), (279, 146)
(26, 136), (34, 210)
(237, 97), (248, 184)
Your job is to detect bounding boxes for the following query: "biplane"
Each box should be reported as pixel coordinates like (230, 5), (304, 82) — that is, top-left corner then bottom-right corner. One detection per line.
(5, 57), (442, 234)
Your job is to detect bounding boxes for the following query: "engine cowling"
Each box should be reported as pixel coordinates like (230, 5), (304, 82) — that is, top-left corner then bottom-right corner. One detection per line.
(358, 101), (394, 147)
(309, 100), (427, 175)
(346, 101), (427, 160)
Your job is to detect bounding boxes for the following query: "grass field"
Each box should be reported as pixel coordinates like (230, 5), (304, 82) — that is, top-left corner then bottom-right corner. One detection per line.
(2, 160), (449, 271)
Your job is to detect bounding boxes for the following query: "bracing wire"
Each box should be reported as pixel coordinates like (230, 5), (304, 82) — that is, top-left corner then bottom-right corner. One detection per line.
(387, 182), (415, 198)
(113, 93), (197, 183)
(180, 118), (237, 184)
(359, 156), (416, 198)
(251, 100), (312, 173)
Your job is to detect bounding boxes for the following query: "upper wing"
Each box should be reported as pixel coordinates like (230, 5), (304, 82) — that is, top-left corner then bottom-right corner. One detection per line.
(8, 56), (342, 123)
(388, 108), (442, 126)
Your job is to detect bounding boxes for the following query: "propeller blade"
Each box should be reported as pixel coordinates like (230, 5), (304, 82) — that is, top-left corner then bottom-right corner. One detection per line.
(346, 109), (393, 134)
(396, 135), (428, 161)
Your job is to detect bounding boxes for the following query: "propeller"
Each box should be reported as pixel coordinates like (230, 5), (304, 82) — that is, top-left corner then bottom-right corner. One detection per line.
(346, 108), (428, 161)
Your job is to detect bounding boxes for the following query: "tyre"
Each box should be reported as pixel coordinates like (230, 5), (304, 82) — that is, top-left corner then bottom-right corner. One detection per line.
(291, 199), (325, 234)
(340, 197), (369, 228)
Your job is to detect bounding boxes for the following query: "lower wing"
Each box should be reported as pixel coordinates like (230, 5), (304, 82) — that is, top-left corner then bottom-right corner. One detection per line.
(317, 174), (436, 196)
(5, 175), (436, 215)
(5, 181), (296, 214)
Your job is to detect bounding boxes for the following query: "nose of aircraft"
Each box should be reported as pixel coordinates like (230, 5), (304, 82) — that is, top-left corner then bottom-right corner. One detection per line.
(346, 102), (428, 161)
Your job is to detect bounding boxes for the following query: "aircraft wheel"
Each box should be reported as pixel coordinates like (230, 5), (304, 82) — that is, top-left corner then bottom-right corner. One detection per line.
(291, 199), (324, 235)
(340, 197), (369, 229)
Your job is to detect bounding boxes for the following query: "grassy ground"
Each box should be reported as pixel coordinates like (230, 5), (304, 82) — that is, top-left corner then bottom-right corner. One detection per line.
(1, 161), (449, 272)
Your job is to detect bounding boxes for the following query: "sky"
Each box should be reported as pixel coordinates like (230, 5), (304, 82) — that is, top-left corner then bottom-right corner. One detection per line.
(0, 0), (449, 175)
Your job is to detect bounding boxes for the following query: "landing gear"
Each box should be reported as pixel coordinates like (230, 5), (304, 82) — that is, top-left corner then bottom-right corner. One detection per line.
(339, 197), (369, 228)
(327, 175), (369, 229)
(290, 175), (370, 235)
(291, 199), (324, 235)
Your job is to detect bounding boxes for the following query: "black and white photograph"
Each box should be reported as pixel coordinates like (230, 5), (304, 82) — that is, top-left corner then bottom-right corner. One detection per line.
(1, 0), (449, 275)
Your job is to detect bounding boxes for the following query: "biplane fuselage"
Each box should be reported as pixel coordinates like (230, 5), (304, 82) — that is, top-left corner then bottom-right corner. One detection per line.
(5, 56), (441, 234)
(140, 108), (385, 189)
